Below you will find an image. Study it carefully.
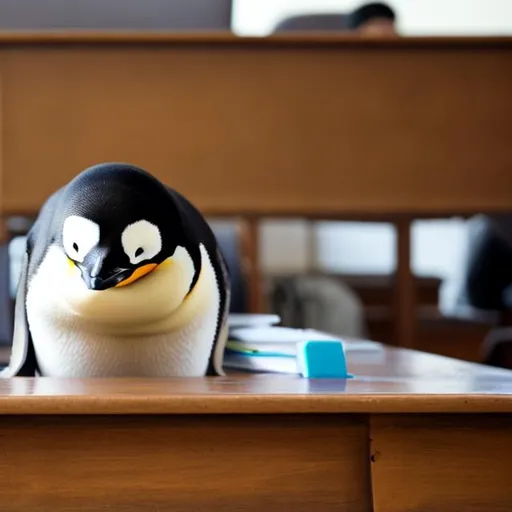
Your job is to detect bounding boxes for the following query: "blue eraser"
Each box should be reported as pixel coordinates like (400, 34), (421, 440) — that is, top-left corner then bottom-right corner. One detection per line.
(297, 340), (354, 379)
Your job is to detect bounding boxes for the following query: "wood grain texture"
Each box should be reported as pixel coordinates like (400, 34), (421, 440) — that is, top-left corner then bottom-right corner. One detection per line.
(0, 414), (372, 512)
(0, 40), (510, 216)
(370, 414), (512, 511)
(1, 345), (512, 414)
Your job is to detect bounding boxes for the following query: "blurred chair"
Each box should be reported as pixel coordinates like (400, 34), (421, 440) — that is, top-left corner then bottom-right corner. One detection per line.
(273, 13), (348, 33)
(0, 0), (232, 31)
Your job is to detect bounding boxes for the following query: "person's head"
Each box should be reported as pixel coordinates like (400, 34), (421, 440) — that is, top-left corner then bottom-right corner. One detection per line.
(347, 2), (397, 35)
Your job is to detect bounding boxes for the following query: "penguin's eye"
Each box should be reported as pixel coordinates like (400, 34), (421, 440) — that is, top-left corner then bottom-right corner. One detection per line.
(121, 220), (162, 265)
(62, 216), (100, 263)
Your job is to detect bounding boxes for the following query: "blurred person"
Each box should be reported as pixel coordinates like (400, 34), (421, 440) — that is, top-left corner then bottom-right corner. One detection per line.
(450, 214), (512, 316)
(347, 2), (397, 35)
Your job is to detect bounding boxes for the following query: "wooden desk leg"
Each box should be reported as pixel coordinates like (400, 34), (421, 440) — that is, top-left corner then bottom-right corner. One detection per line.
(239, 216), (262, 313)
(394, 218), (415, 348)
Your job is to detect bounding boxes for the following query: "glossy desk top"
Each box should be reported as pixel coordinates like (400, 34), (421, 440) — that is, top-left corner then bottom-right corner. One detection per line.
(1, 343), (511, 414)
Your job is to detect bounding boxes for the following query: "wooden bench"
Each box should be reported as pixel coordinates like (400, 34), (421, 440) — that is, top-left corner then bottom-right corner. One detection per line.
(1, 342), (511, 511)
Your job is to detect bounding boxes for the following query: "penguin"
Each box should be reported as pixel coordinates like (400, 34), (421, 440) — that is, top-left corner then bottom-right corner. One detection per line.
(1, 162), (231, 378)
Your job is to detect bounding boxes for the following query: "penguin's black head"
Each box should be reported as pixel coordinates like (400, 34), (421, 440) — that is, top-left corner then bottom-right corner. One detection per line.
(55, 163), (188, 291)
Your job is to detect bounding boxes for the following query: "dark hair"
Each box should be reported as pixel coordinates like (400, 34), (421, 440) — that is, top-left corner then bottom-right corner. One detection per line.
(347, 2), (396, 29)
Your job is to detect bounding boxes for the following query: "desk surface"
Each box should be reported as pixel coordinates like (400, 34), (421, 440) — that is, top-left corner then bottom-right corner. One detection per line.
(1, 342), (512, 511)
(1, 344), (511, 415)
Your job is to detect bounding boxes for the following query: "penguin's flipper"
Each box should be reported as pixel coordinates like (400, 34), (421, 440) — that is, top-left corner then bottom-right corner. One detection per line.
(0, 252), (38, 378)
(206, 245), (231, 377)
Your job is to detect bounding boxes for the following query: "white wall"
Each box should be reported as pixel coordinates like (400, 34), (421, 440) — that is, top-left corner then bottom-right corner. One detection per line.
(233, 0), (512, 36)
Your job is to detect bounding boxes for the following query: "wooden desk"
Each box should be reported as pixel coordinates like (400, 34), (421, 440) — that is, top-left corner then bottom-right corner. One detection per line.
(0, 34), (511, 347)
(1, 343), (511, 511)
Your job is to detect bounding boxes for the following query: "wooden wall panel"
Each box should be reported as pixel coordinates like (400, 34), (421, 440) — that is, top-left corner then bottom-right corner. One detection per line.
(0, 39), (511, 216)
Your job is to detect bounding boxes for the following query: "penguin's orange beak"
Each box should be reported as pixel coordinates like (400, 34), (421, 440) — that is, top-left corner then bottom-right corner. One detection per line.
(115, 263), (157, 288)
(76, 246), (162, 291)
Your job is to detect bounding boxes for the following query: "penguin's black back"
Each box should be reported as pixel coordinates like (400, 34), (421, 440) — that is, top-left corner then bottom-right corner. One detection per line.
(23, 163), (231, 375)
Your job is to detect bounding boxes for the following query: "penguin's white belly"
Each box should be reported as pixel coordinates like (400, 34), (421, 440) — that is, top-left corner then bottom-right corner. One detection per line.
(29, 308), (218, 378)
(25, 244), (222, 378)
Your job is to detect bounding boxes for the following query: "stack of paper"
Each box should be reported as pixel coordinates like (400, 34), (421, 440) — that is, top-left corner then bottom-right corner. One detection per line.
(224, 314), (377, 374)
